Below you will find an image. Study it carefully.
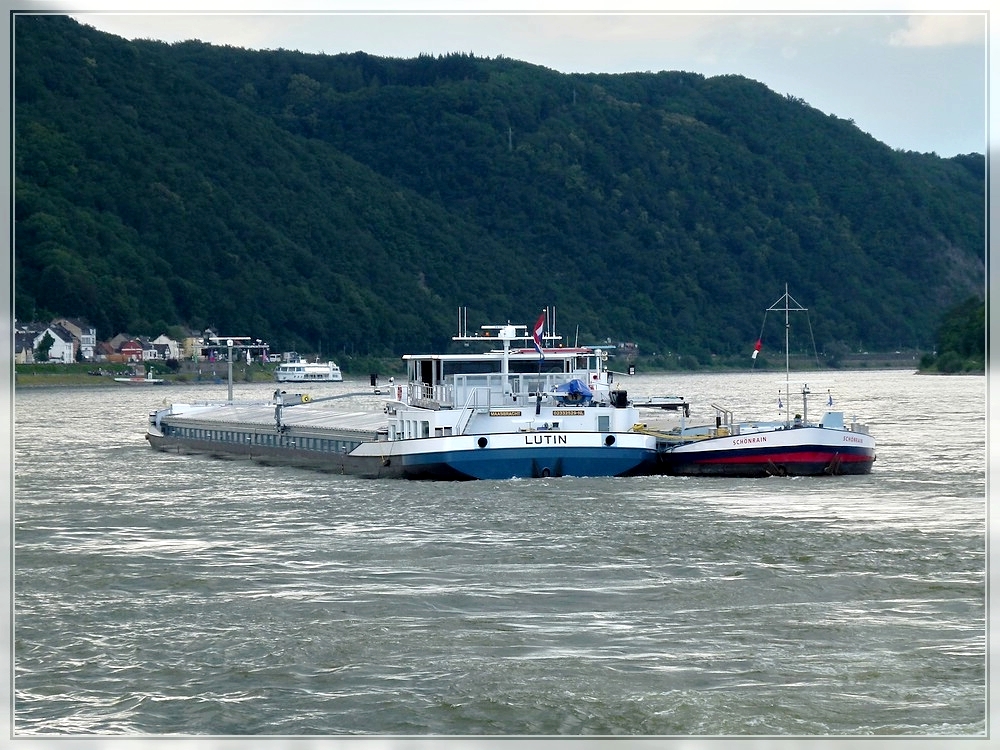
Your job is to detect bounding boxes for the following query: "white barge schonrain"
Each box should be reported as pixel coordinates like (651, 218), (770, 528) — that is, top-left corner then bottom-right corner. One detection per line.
(652, 286), (876, 477)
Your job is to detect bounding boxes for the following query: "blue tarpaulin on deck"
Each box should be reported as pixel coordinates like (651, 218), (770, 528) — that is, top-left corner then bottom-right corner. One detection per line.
(553, 378), (593, 404)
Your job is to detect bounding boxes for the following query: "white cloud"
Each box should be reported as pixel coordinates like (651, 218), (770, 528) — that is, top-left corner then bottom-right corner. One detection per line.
(888, 14), (985, 47)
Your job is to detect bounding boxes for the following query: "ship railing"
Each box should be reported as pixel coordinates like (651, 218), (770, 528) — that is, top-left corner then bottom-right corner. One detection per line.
(450, 374), (514, 406)
(409, 381), (433, 403)
(429, 382), (450, 404)
(710, 403), (734, 427)
(454, 386), (494, 435)
(708, 403), (736, 436)
(449, 373), (564, 406)
(515, 374), (551, 398)
(444, 372), (605, 408)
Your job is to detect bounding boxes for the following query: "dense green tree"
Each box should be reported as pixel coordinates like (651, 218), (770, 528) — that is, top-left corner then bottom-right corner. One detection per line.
(931, 296), (986, 373)
(35, 331), (54, 361)
(918, 296), (985, 373)
(12, 14), (985, 361)
(937, 296), (986, 358)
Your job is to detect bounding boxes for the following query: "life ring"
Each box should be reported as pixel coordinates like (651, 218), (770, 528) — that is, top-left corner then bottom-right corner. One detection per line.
(301, 394), (312, 403)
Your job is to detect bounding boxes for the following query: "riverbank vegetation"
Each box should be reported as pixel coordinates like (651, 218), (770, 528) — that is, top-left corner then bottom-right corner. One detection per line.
(918, 296), (985, 374)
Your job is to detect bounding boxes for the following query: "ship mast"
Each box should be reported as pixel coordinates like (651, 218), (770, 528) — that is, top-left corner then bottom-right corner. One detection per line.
(766, 283), (807, 426)
(783, 284), (790, 421)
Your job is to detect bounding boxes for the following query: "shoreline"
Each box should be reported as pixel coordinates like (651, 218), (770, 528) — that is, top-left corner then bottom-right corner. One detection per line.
(13, 363), (972, 390)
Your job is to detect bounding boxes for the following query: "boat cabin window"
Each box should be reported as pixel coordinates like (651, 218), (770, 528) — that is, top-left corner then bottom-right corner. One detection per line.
(438, 360), (566, 377)
(509, 360), (566, 374)
(443, 361), (497, 376)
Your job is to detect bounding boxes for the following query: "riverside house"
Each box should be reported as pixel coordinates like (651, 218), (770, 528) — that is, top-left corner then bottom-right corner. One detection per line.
(14, 319), (183, 365)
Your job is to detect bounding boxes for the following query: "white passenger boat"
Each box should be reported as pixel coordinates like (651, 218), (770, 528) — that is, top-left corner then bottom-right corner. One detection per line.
(146, 315), (688, 480)
(114, 370), (165, 385)
(274, 355), (343, 382)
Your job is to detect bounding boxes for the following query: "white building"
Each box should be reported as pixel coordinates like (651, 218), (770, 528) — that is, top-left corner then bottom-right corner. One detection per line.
(52, 318), (97, 361)
(33, 325), (75, 363)
(151, 334), (181, 360)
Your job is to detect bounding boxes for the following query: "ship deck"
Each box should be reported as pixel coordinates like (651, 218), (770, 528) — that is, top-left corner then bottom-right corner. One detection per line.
(160, 400), (387, 440)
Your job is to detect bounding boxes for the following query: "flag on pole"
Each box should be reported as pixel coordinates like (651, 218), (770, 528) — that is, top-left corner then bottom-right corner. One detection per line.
(752, 339), (762, 360)
(532, 311), (546, 358)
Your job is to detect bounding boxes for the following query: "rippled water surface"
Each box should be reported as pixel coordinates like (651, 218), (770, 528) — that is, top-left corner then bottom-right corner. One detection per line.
(13, 370), (986, 738)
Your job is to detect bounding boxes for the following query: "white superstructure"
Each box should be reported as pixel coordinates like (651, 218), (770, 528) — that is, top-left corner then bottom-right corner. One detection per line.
(274, 356), (343, 382)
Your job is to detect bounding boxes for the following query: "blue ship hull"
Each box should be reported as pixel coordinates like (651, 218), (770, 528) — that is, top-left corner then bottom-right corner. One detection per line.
(396, 445), (660, 480)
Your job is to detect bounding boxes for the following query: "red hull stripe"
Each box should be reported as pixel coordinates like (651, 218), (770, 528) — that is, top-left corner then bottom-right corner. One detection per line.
(695, 450), (872, 465)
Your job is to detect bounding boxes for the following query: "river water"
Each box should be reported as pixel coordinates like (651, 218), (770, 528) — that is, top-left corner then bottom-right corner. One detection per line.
(10, 369), (988, 744)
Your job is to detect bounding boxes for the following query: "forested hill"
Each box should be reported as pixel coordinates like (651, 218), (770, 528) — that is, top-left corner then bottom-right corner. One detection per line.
(14, 15), (985, 360)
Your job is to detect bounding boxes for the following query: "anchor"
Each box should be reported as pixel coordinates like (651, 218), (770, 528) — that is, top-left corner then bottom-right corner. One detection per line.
(824, 454), (843, 475)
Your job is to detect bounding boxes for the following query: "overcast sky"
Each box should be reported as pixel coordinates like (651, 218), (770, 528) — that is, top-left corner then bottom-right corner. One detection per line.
(51, 3), (992, 158)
